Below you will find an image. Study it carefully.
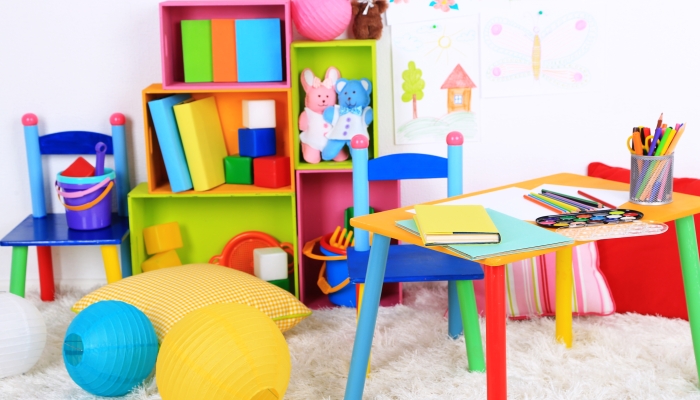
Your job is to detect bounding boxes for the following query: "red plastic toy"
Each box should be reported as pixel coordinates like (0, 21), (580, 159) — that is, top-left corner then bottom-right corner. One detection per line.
(61, 156), (95, 178)
(253, 155), (291, 188)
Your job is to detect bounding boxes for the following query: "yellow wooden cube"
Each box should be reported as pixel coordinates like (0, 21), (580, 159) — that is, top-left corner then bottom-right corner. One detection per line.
(141, 250), (182, 272)
(143, 222), (183, 255)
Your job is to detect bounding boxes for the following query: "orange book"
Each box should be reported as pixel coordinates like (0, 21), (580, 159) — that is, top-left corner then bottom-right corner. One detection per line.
(212, 19), (238, 82)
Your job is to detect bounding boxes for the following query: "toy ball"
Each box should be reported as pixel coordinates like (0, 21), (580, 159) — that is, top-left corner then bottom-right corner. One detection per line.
(0, 293), (47, 379)
(291, 0), (352, 41)
(63, 300), (159, 397)
(156, 303), (291, 400)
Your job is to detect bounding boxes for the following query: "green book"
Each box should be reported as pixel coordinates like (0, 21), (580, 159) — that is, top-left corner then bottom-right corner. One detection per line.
(182, 20), (213, 83)
(396, 208), (573, 261)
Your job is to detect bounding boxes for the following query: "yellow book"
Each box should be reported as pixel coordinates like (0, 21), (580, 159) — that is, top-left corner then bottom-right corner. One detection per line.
(413, 204), (501, 245)
(173, 97), (227, 191)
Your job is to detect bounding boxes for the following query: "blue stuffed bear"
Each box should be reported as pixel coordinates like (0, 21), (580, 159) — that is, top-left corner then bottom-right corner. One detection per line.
(321, 78), (373, 161)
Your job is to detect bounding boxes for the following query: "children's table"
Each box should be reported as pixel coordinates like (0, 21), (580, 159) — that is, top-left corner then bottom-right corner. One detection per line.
(343, 173), (700, 400)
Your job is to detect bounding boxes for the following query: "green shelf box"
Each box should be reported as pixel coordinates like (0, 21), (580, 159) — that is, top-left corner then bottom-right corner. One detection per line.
(291, 40), (378, 171)
(128, 183), (299, 297)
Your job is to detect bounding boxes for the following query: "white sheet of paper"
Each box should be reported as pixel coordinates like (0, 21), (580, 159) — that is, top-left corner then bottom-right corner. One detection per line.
(528, 184), (630, 208)
(406, 186), (552, 221)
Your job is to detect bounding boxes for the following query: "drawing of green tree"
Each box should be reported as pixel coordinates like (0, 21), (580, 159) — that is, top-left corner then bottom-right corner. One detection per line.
(401, 61), (425, 119)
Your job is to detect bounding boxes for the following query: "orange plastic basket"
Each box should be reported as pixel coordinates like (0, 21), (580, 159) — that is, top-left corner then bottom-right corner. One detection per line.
(209, 231), (294, 276)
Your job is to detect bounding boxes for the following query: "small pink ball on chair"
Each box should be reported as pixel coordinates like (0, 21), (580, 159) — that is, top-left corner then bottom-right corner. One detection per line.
(110, 113), (125, 126)
(351, 135), (369, 149)
(22, 113), (38, 126)
(446, 131), (464, 146)
(291, 0), (352, 41)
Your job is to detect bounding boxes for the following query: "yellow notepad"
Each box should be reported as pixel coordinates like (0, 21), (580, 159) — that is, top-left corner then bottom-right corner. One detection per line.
(173, 97), (227, 191)
(413, 204), (501, 245)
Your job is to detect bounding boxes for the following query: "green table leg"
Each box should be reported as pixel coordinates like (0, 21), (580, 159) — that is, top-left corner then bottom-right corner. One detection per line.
(10, 246), (29, 297)
(456, 280), (485, 372)
(676, 216), (700, 381)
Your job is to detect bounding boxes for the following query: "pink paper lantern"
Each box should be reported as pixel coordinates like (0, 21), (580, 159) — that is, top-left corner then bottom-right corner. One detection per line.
(292, 0), (352, 41)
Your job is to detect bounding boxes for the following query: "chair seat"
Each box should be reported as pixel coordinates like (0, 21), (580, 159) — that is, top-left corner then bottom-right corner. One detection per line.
(0, 213), (129, 246)
(347, 244), (484, 283)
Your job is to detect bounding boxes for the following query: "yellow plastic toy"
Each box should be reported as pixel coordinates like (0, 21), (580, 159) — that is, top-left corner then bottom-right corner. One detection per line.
(143, 222), (183, 255)
(156, 302), (291, 400)
(141, 250), (182, 272)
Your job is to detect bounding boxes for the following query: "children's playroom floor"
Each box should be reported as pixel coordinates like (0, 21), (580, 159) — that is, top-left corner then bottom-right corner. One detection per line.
(2, 283), (700, 400)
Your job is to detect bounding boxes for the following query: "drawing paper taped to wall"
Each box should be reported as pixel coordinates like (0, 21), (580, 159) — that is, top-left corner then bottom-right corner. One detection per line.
(480, 5), (604, 98)
(391, 16), (480, 144)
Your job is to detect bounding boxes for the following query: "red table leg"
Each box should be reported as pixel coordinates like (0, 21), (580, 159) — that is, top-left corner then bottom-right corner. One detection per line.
(485, 265), (506, 400)
(37, 246), (55, 301)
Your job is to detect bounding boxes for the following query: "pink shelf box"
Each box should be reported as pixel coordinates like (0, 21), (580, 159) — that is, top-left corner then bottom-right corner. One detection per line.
(159, 0), (292, 90)
(296, 169), (402, 309)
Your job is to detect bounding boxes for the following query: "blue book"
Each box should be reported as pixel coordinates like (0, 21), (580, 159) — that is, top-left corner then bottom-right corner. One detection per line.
(235, 19), (282, 82)
(396, 208), (574, 261)
(148, 94), (193, 193)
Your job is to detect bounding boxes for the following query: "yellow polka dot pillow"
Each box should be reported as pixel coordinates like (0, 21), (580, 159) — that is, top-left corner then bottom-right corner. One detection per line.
(72, 264), (311, 341)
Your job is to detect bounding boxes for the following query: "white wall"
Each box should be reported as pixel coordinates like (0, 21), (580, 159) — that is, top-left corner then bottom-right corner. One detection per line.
(1, 1), (698, 291)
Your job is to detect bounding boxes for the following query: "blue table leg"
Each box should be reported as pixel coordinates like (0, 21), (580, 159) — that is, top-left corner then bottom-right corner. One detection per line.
(448, 280), (463, 338)
(344, 234), (390, 400)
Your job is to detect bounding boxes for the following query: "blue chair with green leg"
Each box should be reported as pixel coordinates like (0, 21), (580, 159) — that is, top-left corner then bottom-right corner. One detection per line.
(345, 132), (485, 399)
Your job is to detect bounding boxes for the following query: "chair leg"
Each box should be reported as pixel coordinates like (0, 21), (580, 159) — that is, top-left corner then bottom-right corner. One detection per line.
(10, 246), (29, 297)
(456, 280), (485, 372)
(448, 280), (463, 338)
(355, 283), (371, 377)
(37, 246), (55, 301)
(345, 234), (390, 400)
(120, 235), (133, 279)
(100, 245), (122, 284)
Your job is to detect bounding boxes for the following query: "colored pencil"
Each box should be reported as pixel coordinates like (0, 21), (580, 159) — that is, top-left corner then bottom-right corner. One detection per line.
(578, 190), (616, 209)
(663, 123), (686, 155)
(656, 112), (663, 129)
(528, 194), (570, 212)
(523, 194), (562, 214)
(530, 193), (579, 212)
(540, 192), (596, 211)
(541, 189), (601, 207)
(640, 158), (670, 200)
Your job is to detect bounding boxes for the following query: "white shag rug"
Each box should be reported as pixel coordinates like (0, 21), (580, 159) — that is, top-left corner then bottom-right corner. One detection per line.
(2, 283), (700, 400)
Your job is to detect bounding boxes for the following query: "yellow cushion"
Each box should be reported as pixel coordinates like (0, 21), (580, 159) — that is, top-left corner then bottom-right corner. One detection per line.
(72, 264), (311, 341)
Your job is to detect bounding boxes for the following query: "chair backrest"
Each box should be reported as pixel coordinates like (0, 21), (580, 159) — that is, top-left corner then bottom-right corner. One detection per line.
(350, 132), (464, 251)
(21, 113), (131, 218)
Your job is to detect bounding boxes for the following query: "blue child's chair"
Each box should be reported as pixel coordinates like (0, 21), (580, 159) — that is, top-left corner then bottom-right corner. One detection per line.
(0, 113), (132, 301)
(344, 132), (485, 399)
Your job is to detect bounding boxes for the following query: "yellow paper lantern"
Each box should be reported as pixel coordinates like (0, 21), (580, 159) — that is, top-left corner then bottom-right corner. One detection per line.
(156, 303), (291, 400)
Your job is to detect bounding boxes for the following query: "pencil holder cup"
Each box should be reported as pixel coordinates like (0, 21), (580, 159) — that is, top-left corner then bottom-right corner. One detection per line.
(629, 153), (674, 205)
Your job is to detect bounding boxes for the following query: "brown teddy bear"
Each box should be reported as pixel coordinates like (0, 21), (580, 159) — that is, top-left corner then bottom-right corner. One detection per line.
(351, 0), (389, 40)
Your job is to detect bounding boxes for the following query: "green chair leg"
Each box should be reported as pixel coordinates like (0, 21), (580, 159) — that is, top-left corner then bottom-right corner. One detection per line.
(10, 246), (29, 297)
(456, 280), (485, 372)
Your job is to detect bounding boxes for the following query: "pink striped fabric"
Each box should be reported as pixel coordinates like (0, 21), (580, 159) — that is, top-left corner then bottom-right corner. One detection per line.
(472, 243), (615, 319)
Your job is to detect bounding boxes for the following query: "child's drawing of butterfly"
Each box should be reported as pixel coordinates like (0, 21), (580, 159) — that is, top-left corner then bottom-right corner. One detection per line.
(483, 12), (597, 87)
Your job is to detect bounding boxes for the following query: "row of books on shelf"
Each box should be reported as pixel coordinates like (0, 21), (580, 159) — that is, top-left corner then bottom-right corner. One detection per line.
(182, 18), (283, 83)
(149, 95), (290, 193)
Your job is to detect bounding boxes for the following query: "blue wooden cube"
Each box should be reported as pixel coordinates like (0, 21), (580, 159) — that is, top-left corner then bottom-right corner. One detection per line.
(238, 128), (276, 158)
(235, 19), (283, 82)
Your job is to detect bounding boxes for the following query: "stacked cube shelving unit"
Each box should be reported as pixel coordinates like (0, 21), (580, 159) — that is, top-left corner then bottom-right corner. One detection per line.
(130, 0), (401, 308)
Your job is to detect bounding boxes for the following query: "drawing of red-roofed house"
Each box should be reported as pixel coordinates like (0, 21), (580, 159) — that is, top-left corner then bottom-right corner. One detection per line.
(441, 64), (476, 113)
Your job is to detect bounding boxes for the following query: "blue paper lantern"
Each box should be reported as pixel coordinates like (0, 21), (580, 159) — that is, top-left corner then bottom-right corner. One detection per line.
(63, 300), (159, 397)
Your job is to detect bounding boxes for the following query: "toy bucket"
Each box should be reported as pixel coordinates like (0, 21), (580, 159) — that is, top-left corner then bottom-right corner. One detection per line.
(56, 168), (115, 230)
(303, 233), (356, 307)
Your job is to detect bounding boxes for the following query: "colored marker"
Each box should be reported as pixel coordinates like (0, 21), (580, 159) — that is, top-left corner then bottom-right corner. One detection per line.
(654, 127), (674, 156)
(647, 127), (664, 156)
(664, 123), (686, 155)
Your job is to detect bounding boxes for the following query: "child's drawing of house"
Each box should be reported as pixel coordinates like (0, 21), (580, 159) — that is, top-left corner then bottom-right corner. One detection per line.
(441, 64), (476, 113)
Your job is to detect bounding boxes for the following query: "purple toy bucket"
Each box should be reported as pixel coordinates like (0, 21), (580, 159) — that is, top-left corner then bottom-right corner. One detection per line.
(56, 169), (115, 230)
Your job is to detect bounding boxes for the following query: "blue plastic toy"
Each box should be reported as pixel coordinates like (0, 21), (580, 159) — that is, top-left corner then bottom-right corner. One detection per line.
(238, 127), (276, 158)
(322, 78), (373, 161)
(63, 300), (159, 397)
(235, 19), (283, 82)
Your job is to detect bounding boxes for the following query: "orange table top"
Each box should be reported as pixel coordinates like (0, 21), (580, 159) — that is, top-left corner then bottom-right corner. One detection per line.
(350, 173), (700, 267)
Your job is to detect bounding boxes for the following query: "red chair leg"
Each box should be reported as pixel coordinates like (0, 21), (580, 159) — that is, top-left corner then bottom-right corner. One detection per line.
(37, 246), (55, 301)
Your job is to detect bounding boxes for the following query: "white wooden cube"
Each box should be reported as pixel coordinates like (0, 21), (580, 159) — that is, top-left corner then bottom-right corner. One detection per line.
(242, 100), (276, 129)
(253, 247), (288, 281)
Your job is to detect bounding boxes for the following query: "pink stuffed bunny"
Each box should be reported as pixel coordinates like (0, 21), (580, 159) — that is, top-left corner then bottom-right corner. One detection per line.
(299, 66), (348, 163)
